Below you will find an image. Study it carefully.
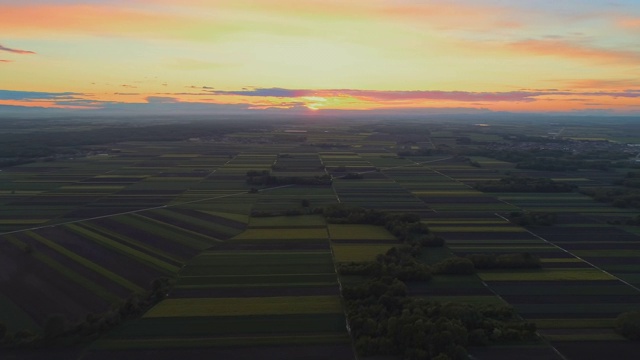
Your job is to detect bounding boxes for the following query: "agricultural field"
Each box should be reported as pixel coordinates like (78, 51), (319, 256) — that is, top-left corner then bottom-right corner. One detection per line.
(88, 214), (353, 359)
(397, 156), (640, 357)
(1, 118), (640, 359)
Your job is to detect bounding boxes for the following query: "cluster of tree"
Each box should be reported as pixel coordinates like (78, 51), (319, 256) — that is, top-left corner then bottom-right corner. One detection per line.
(475, 177), (574, 193)
(470, 149), (614, 172)
(471, 149), (564, 165)
(340, 246), (432, 281)
(516, 158), (610, 172)
(0, 277), (173, 348)
(580, 187), (640, 209)
(499, 134), (564, 143)
(432, 257), (476, 275)
(342, 251), (541, 281)
(343, 277), (538, 359)
(615, 311), (640, 340)
(341, 251), (482, 280)
(613, 171), (640, 189)
(323, 205), (444, 247)
(509, 211), (557, 226)
(465, 253), (541, 269)
(324, 205), (540, 358)
(246, 170), (332, 186)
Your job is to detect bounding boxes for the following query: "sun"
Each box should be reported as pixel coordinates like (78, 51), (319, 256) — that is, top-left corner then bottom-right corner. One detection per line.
(303, 96), (327, 111)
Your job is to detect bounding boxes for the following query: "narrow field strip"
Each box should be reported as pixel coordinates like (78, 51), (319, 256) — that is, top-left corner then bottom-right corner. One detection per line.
(65, 223), (180, 274)
(112, 215), (216, 250)
(131, 213), (223, 245)
(5, 235), (120, 303)
(92, 333), (352, 350)
(479, 269), (616, 282)
(144, 296), (344, 318)
(79, 222), (185, 265)
(25, 231), (145, 293)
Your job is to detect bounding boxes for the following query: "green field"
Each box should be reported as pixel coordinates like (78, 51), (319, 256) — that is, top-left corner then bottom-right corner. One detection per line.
(145, 296), (344, 317)
(327, 224), (396, 240)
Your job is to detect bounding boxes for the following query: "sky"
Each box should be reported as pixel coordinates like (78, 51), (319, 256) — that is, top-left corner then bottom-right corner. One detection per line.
(1, 0), (640, 115)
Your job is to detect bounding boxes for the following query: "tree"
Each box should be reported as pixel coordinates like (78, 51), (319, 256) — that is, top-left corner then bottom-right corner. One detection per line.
(433, 257), (475, 275)
(43, 314), (67, 339)
(0, 322), (6, 341)
(615, 311), (640, 340)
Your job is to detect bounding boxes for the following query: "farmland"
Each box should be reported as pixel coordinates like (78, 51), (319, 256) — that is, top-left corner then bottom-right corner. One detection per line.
(0, 117), (640, 359)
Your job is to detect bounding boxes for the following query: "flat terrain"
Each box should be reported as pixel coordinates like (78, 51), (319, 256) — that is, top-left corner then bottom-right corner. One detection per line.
(1, 118), (640, 359)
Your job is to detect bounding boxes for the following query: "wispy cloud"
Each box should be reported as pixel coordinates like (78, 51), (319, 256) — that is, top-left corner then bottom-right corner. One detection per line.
(561, 78), (640, 90)
(0, 59), (13, 63)
(508, 39), (640, 65)
(146, 96), (179, 104)
(0, 90), (81, 100)
(210, 88), (640, 102)
(616, 16), (640, 29)
(0, 44), (35, 54)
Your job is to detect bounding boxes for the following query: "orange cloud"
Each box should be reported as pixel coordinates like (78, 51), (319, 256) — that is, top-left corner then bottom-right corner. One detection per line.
(0, 4), (210, 39)
(372, 2), (522, 31)
(149, 0), (522, 31)
(617, 16), (640, 29)
(561, 79), (640, 90)
(0, 99), (98, 110)
(508, 39), (640, 65)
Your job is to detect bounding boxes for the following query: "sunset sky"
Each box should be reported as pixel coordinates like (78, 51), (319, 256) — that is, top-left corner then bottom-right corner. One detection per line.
(2, 0), (640, 114)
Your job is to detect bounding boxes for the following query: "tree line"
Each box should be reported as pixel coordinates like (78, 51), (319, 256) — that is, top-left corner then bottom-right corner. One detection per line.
(474, 176), (575, 193)
(246, 170), (332, 186)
